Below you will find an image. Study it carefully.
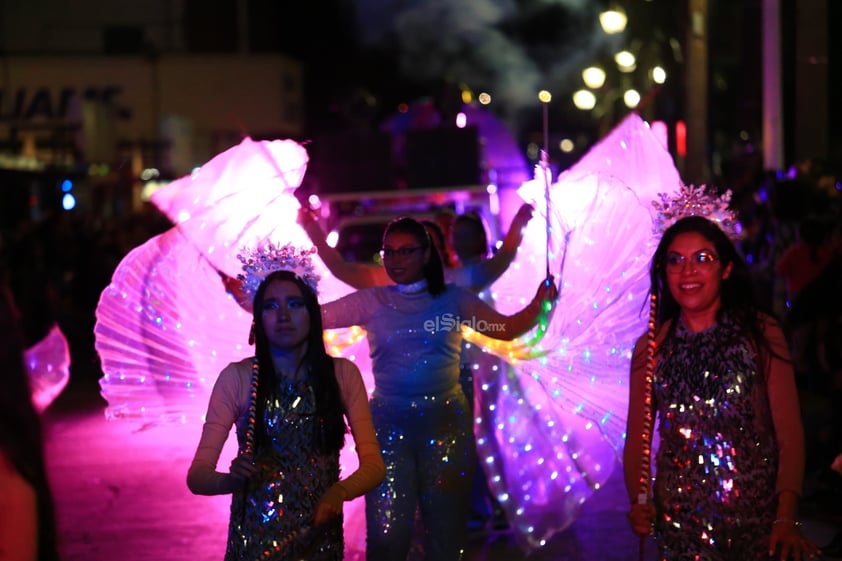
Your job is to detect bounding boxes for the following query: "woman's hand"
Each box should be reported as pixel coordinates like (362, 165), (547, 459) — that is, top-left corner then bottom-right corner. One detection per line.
(297, 206), (317, 227)
(769, 520), (821, 560)
(627, 502), (656, 537)
(511, 203), (535, 233)
(228, 454), (258, 485)
(312, 485), (347, 526)
(219, 271), (253, 313)
(535, 275), (558, 307)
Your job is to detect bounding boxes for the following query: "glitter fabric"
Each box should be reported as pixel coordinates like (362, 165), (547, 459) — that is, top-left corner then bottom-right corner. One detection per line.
(652, 314), (777, 561)
(322, 284), (479, 561)
(365, 390), (474, 561)
(226, 365), (342, 561)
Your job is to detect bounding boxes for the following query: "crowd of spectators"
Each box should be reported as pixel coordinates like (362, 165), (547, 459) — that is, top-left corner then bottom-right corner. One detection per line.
(0, 204), (173, 397)
(730, 161), (842, 524)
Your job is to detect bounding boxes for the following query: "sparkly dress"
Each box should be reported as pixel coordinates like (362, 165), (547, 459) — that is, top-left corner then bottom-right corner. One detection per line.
(652, 314), (778, 561)
(226, 369), (342, 561)
(189, 356), (383, 561)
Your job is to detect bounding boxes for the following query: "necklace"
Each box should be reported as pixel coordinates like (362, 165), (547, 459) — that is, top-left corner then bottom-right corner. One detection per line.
(395, 278), (428, 294)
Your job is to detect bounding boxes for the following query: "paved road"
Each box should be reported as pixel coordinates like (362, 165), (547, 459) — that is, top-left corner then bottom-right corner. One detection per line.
(43, 382), (841, 561)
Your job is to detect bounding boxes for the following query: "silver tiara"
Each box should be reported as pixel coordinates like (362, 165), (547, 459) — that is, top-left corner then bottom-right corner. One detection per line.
(236, 242), (320, 301)
(652, 184), (741, 239)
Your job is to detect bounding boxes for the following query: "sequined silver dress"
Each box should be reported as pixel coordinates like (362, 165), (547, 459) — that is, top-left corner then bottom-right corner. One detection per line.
(226, 376), (342, 561)
(652, 315), (778, 561)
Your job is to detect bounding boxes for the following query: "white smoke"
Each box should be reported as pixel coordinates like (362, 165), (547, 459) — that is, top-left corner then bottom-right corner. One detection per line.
(353, 0), (619, 113)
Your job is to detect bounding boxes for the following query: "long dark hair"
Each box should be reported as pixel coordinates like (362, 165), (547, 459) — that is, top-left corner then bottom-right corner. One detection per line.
(0, 287), (60, 561)
(384, 216), (447, 296)
(649, 215), (783, 372)
(421, 219), (455, 269)
(251, 270), (346, 453)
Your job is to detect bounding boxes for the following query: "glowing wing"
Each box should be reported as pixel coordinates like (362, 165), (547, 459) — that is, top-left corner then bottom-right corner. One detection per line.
(95, 136), (364, 423)
(24, 324), (71, 413)
(464, 113), (681, 551)
(94, 226), (252, 423)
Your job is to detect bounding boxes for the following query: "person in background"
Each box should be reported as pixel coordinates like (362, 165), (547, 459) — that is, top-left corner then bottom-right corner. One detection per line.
(319, 216), (556, 561)
(775, 214), (833, 386)
(796, 219), (842, 541)
(187, 262), (385, 561)
(297, 203), (534, 293)
(624, 215), (820, 560)
(299, 205), (534, 536)
(775, 214), (832, 305)
(449, 210), (511, 530)
(433, 208), (456, 267)
(0, 274), (61, 561)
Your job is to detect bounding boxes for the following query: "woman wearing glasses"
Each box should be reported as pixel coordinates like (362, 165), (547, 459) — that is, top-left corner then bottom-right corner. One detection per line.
(320, 216), (557, 561)
(623, 215), (820, 560)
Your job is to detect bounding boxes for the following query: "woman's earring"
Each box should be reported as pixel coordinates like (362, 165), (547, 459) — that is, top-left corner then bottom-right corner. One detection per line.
(248, 321), (256, 346)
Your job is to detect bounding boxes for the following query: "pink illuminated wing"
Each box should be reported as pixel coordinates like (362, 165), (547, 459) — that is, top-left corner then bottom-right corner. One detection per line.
(148, 135), (357, 305)
(475, 361), (619, 550)
(464, 113), (680, 550)
(24, 323), (71, 413)
(490, 113), (677, 448)
(151, 137), (312, 278)
(95, 226), (252, 423)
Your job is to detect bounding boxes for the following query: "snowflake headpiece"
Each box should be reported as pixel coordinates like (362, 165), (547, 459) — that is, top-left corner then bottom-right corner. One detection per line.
(652, 184), (741, 240)
(236, 242), (320, 301)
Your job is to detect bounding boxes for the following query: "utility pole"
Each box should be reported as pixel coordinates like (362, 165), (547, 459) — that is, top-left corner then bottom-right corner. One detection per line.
(685, 0), (709, 184)
(793, 0), (828, 163)
(762, 0), (784, 171)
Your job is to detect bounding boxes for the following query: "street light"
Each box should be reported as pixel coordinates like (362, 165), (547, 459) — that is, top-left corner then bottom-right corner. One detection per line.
(572, 90), (597, 110)
(623, 89), (641, 108)
(599, 6), (627, 34)
(614, 50), (636, 73)
(582, 66), (607, 89)
(575, 4), (671, 137)
(651, 66), (667, 84)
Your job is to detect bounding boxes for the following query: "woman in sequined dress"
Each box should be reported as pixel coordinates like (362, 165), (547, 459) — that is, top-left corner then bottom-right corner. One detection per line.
(187, 270), (385, 561)
(623, 216), (821, 561)
(320, 216), (557, 561)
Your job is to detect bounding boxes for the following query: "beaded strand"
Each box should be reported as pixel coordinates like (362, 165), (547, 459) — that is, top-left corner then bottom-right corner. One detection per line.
(242, 358), (259, 457)
(639, 292), (657, 505)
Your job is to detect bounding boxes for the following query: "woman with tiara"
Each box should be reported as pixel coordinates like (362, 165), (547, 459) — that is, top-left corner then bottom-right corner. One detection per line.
(186, 246), (385, 560)
(318, 216), (557, 561)
(96, 114), (686, 555)
(624, 201), (821, 560)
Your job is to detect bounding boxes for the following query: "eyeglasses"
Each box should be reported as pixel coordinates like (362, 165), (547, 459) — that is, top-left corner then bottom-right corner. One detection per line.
(664, 250), (720, 273)
(380, 246), (424, 259)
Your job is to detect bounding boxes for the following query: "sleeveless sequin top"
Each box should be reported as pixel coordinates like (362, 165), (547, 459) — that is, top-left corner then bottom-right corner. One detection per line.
(226, 372), (342, 561)
(653, 314), (778, 559)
